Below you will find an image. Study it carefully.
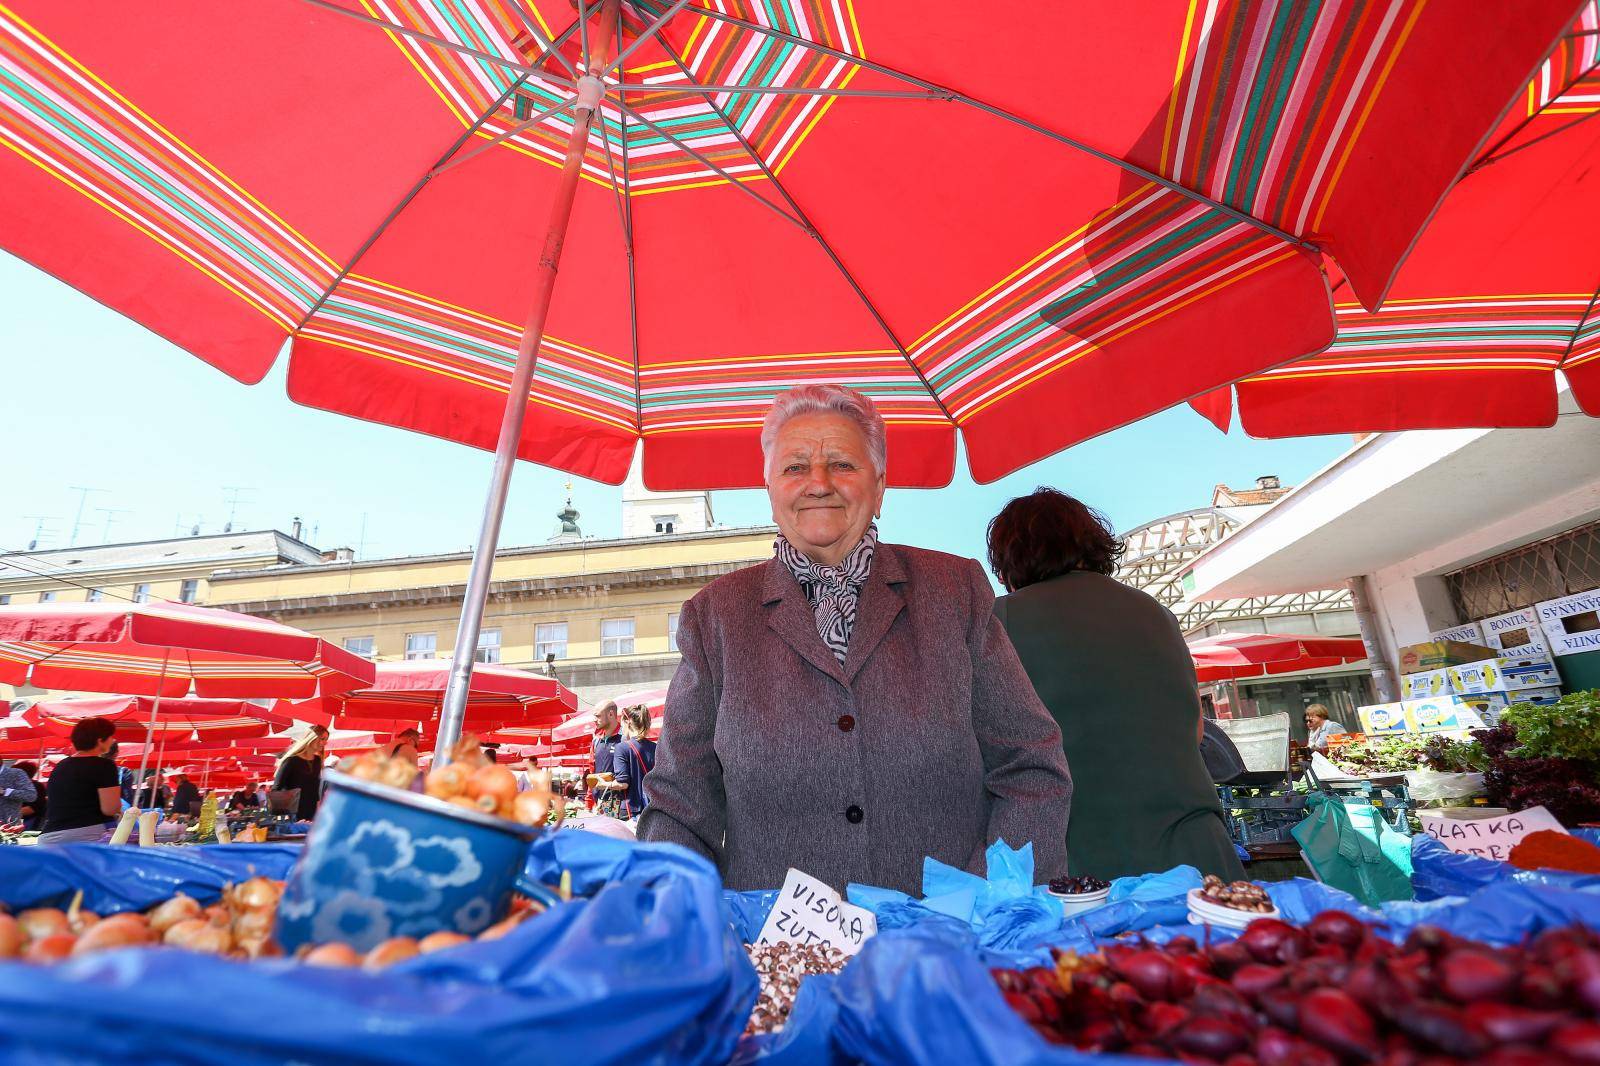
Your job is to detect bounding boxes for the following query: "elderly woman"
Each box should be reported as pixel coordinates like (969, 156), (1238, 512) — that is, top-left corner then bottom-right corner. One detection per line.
(638, 384), (1072, 893)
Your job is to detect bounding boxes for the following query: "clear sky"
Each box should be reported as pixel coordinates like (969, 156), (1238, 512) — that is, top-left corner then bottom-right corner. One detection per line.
(0, 249), (1351, 573)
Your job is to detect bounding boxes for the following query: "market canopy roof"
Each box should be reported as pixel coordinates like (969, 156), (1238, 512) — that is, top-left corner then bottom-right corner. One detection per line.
(1188, 632), (1368, 682)
(1183, 388), (1600, 600)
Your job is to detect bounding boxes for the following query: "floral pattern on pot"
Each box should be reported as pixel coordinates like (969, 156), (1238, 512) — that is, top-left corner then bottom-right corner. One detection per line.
(276, 771), (538, 953)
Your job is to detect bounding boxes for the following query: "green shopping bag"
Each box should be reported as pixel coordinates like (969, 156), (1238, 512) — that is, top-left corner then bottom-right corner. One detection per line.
(1292, 793), (1414, 906)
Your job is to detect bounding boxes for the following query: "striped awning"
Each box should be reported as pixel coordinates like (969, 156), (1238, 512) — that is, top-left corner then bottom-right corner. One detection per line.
(0, 1), (1581, 484)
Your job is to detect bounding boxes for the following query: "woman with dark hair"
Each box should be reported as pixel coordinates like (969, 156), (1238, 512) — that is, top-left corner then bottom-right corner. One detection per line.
(37, 716), (122, 845)
(988, 488), (1243, 881)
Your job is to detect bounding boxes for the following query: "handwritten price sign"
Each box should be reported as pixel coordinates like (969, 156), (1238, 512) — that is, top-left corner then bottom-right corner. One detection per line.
(1419, 805), (1568, 862)
(755, 868), (878, 957)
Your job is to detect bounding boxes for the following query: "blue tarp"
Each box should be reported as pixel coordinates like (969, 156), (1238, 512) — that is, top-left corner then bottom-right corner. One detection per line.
(1410, 828), (1600, 900)
(0, 836), (755, 1066)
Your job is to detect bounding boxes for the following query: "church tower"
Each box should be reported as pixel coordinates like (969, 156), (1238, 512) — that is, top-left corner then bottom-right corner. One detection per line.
(620, 450), (713, 537)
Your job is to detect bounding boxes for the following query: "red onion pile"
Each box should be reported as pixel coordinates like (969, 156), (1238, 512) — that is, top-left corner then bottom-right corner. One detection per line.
(992, 912), (1600, 1064)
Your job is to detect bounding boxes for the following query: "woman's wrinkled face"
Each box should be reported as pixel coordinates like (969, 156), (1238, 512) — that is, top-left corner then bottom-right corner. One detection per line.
(766, 412), (886, 567)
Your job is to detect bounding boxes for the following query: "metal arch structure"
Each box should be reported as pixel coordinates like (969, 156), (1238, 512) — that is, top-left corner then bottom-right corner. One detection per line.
(1116, 508), (1354, 636)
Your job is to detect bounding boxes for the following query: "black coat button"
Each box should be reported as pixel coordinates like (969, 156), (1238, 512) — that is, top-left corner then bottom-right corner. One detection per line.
(837, 714), (856, 732)
(845, 805), (864, 824)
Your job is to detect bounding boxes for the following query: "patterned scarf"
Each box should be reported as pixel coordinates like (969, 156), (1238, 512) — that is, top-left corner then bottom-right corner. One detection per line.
(774, 524), (879, 666)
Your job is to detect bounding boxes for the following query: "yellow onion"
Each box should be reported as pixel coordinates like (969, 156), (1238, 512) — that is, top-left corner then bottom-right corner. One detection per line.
(25, 934), (77, 963)
(417, 930), (471, 954)
(512, 791), (550, 827)
(477, 911), (527, 942)
(229, 876), (282, 912)
(17, 908), (70, 943)
(343, 753), (386, 781)
(147, 893), (203, 935)
(71, 910), (101, 933)
(447, 796), (479, 812)
(379, 759), (418, 791)
(0, 914), (23, 958)
(302, 942), (361, 967)
(162, 917), (233, 954)
(425, 762), (471, 801)
(236, 936), (283, 960)
(362, 936), (420, 970)
(72, 914), (154, 955)
(231, 905), (276, 943)
(203, 903), (231, 928)
(467, 764), (518, 810)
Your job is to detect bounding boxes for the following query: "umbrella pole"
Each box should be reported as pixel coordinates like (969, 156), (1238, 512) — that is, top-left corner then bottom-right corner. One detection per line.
(434, 0), (622, 767)
(132, 652), (171, 807)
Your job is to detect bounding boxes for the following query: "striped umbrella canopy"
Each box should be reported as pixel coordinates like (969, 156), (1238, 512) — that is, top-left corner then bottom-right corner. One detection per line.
(1187, 632), (1368, 682)
(26, 695), (291, 742)
(280, 659), (576, 733)
(0, 1), (1580, 486)
(1197, 4), (1600, 434)
(0, 601), (374, 699)
(0, 0), (1579, 760)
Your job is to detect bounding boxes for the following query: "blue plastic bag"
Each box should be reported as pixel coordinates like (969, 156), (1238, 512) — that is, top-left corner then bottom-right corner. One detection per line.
(0, 836), (755, 1066)
(1411, 829), (1600, 901)
(0, 843), (300, 913)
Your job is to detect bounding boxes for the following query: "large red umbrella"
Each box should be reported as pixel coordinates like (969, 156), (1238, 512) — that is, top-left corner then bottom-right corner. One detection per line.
(0, 602), (374, 699)
(280, 659), (575, 735)
(0, 1), (1577, 759)
(1198, 5), (1600, 433)
(27, 695), (290, 742)
(1188, 632), (1368, 682)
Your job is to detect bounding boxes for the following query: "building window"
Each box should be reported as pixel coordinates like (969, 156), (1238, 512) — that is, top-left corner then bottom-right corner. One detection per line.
(404, 632), (436, 660)
(668, 612), (680, 653)
(653, 514), (680, 534)
(132, 583), (151, 604)
(535, 622), (567, 661)
(343, 636), (375, 659)
(85, 588), (102, 603)
(601, 618), (635, 656)
(39, 590), (56, 602)
(0, 594), (9, 605)
(179, 579), (199, 603)
(475, 628), (502, 664)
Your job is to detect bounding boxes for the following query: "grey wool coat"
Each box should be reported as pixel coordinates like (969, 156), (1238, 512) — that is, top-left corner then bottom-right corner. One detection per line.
(636, 541), (1073, 894)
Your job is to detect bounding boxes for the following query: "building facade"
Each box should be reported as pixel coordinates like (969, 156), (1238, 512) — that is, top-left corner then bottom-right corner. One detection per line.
(205, 524), (776, 708)
(1117, 477), (1372, 730)
(3, 480), (776, 709)
(1184, 383), (1600, 701)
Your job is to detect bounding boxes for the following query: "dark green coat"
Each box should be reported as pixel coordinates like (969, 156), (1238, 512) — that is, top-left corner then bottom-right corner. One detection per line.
(995, 572), (1244, 881)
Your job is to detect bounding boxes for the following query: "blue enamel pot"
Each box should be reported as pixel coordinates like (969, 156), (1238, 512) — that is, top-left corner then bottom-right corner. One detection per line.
(276, 769), (540, 953)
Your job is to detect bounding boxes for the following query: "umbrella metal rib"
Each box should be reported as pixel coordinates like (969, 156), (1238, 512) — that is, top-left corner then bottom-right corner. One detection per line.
(504, 2), (577, 77)
(649, 33), (958, 426)
(296, 0), (574, 88)
(615, 102), (805, 229)
(428, 96), (579, 180)
(601, 0), (692, 79)
(649, 1), (1317, 254)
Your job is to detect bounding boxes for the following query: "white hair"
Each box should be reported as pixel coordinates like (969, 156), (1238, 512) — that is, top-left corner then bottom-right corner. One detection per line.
(760, 384), (888, 478)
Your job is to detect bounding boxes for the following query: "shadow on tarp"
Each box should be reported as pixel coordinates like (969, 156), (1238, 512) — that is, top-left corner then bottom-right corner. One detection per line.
(0, 836), (754, 1066)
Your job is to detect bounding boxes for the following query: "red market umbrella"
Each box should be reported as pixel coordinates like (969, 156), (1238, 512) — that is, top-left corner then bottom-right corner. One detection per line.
(281, 659), (575, 733)
(1198, 5), (1600, 433)
(27, 695), (289, 742)
(1187, 632), (1368, 682)
(0, 1), (1577, 759)
(550, 686), (666, 744)
(0, 602), (374, 699)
